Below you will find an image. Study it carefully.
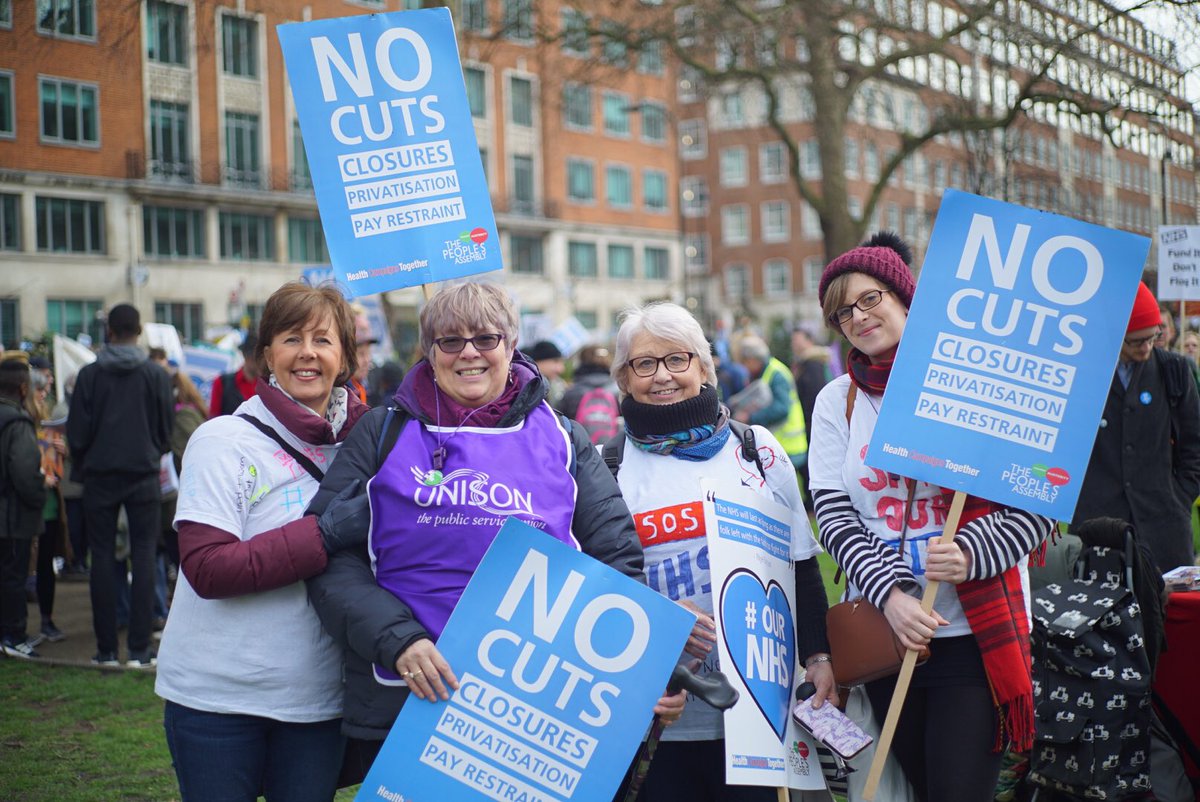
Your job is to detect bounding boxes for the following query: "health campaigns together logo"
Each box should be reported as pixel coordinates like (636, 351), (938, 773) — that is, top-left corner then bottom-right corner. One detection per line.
(1001, 461), (1069, 503)
(442, 226), (489, 265)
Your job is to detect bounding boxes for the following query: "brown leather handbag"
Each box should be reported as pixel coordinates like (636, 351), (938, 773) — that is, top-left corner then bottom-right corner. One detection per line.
(826, 596), (930, 687)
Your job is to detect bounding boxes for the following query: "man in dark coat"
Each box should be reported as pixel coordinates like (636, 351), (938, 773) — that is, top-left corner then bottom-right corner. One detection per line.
(0, 359), (48, 658)
(1074, 282), (1200, 572)
(68, 304), (173, 667)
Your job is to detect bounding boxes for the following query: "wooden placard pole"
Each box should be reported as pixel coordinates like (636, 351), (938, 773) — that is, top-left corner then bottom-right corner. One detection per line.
(421, 283), (434, 302)
(861, 490), (967, 800)
(777, 787), (789, 802)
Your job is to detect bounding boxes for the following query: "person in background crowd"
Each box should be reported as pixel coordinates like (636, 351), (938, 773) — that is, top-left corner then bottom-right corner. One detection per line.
(712, 342), (748, 401)
(304, 281), (681, 785)
(791, 326), (833, 510)
(1158, 302), (1178, 349)
(527, 339), (566, 408)
(209, 334), (259, 417)
(348, 306), (376, 405)
(367, 360), (405, 408)
(607, 301), (833, 801)
(51, 376), (87, 579)
(156, 282), (371, 802)
(0, 359), (48, 658)
(1075, 282), (1200, 573)
(1184, 330), (1199, 365)
(68, 303), (173, 668)
(734, 336), (809, 472)
(559, 344), (621, 444)
(28, 366), (66, 644)
(810, 232), (1052, 802)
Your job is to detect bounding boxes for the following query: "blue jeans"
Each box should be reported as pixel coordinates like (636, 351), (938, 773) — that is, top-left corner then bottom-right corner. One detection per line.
(163, 701), (344, 802)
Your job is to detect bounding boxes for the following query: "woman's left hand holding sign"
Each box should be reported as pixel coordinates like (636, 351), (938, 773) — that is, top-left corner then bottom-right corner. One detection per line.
(396, 639), (459, 702)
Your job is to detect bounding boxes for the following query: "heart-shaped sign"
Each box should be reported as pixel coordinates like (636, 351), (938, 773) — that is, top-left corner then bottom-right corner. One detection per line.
(720, 569), (796, 741)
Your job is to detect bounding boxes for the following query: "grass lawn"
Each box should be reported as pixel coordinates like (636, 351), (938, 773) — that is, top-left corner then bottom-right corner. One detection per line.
(0, 661), (359, 802)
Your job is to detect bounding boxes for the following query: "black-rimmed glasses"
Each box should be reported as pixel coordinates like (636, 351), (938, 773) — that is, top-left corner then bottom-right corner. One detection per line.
(1124, 328), (1161, 348)
(829, 289), (892, 325)
(433, 333), (505, 353)
(627, 352), (696, 377)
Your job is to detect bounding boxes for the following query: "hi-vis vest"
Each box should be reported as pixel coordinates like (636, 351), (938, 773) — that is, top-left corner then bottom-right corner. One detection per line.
(762, 357), (808, 460)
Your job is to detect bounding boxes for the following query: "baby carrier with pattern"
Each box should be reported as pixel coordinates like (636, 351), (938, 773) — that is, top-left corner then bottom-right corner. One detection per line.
(1026, 530), (1153, 800)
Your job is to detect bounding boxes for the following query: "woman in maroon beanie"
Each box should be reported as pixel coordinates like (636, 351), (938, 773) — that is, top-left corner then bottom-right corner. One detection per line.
(807, 232), (1053, 802)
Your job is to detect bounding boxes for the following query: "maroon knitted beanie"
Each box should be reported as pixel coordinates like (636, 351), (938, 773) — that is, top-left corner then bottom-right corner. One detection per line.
(819, 231), (916, 309)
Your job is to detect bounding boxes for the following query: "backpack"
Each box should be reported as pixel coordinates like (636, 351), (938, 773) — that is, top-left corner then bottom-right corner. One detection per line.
(575, 385), (621, 445)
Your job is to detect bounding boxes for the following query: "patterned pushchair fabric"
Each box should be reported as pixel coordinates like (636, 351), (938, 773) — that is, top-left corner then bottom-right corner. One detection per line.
(1027, 537), (1153, 800)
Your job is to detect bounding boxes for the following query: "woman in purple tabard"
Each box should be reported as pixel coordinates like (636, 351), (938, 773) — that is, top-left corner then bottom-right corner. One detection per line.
(305, 281), (685, 785)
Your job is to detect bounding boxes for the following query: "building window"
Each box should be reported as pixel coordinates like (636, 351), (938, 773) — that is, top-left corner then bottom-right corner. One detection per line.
(600, 21), (627, 66)
(802, 202), (821, 240)
(640, 103), (667, 143)
(511, 154), (534, 211)
(762, 200), (790, 242)
(288, 217), (329, 263)
(801, 140), (821, 179)
(608, 244), (634, 278)
(224, 111), (260, 187)
(0, 72), (10, 137)
(510, 234), (543, 274)
(864, 142), (880, 181)
(39, 78), (98, 146)
(462, 0), (488, 31)
(46, 298), (104, 342)
(143, 206), (205, 259)
(721, 205), (749, 246)
(566, 159), (595, 202)
(504, 0), (533, 41)
(643, 170), (668, 212)
(724, 264), (749, 301)
(568, 241), (598, 277)
(804, 257), (823, 294)
(149, 100), (191, 181)
(576, 310), (598, 331)
(680, 119), (706, 160)
(561, 8), (588, 56)
(36, 196), (104, 253)
(291, 119), (312, 190)
(37, 0), (95, 39)
(719, 147), (748, 187)
(0, 299), (17, 349)
(0, 0), (10, 28)
(0, 194), (18, 251)
(638, 40), (664, 75)
(764, 258), (791, 297)
(684, 234), (708, 273)
(562, 83), (592, 130)
(510, 76), (532, 126)
(760, 142), (786, 183)
(222, 14), (258, 77)
(219, 211), (274, 261)
(147, 0), (187, 66)
(681, 176), (708, 217)
(602, 93), (630, 136)
(155, 302), (204, 344)
(606, 165), (632, 208)
(464, 67), (487, 118)
(644, 247), (669, 280)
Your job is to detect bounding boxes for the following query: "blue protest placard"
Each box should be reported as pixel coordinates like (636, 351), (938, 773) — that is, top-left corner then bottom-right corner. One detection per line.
(869, 189), (1149, 519)
(278, 9), (501, 298)
(357, 518), (694, 802)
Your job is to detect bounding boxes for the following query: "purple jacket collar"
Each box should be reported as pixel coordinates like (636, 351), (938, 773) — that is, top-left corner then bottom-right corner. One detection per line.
(255, 377), (369, 445)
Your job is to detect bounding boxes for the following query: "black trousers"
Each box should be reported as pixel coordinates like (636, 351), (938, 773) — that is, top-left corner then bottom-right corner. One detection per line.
(0, 537), (32, 641)
(36, 518), (63, 619)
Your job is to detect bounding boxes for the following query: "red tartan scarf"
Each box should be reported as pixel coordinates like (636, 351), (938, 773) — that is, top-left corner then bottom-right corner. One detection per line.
(849, 347), (1035, 752)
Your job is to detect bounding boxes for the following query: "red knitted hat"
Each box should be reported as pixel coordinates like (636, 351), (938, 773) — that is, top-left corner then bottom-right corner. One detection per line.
(1127, 281), (1161, 333)
(819, 231), (916, 309)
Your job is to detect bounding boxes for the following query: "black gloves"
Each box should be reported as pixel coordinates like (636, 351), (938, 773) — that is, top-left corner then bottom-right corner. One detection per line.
(316, 479), (372, 553)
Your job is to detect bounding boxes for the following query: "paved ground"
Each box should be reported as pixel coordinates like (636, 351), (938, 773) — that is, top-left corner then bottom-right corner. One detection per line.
(21, 573), (150, 668)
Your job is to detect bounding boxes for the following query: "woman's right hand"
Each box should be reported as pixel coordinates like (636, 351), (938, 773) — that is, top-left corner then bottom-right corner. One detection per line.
(882, 586), (947, 652)
(395, 640), (459, 702)
(678, 599), (717, 659)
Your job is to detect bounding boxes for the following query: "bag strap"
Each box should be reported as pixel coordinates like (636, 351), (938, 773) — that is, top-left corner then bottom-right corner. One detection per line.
(603, 434), (625, 479)
(236, 413), (324, 481)
(376, 406), (408, 465)
(730, 420), (766, 480)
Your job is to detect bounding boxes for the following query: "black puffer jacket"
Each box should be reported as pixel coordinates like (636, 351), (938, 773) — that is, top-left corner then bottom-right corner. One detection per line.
(306, 354), (644, 740)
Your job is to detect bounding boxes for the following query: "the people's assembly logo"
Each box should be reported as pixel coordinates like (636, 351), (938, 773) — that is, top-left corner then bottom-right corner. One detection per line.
(443, 227), (489, 265)
(1002, 462), (1068, 503)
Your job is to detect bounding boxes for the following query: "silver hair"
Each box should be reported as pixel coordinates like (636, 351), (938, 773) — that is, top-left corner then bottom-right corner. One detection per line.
(419, 281), (519, 357)
(611, 302), (718, 395)
(738, 336), (771, 363)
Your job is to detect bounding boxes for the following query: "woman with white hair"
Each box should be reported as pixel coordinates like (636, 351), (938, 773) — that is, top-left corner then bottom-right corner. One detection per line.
(606, 301), (835, 802)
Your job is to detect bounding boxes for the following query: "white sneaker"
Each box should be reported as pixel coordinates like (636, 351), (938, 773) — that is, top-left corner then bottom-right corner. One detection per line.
(1, 638), (41, 659)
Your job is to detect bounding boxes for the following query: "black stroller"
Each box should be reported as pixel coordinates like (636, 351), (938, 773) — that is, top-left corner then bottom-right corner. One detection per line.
(1025, 518), (1167, 801)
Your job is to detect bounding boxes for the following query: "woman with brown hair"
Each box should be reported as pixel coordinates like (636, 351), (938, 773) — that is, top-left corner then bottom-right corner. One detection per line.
(155, 282), (373, 802)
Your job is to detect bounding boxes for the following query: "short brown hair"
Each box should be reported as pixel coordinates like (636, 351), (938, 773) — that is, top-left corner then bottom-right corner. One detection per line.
(255, 283), (357, 385)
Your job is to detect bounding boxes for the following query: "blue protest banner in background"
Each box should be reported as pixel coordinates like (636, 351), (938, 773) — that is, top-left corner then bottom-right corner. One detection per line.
(278, 9), (501, 298)
(868, 189), (1149, 520)
(356, 518), (693, 802)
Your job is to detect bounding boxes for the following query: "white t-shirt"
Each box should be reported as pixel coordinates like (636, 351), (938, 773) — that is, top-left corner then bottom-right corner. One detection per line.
(808, 375), (971, 635)
(155, 396), (343, 722)
(616, 425), (819, 740)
